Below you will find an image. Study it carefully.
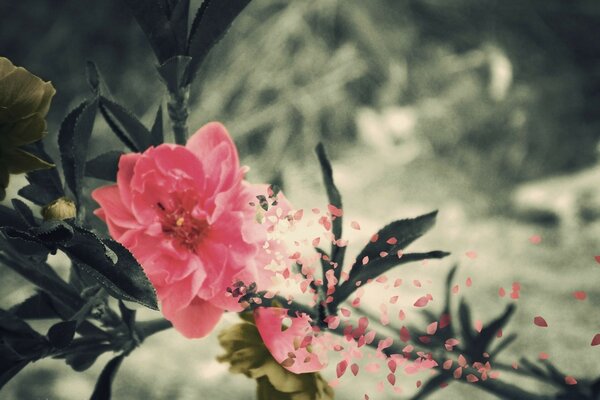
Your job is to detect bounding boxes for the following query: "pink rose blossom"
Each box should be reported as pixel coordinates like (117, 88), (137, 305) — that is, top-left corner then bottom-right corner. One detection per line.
(92, 122), (289, 338)
(254, 307), (327, 374)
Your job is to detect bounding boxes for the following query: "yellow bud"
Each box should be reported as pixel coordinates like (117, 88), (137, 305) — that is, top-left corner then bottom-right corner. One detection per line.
(41, 197), (76, 221)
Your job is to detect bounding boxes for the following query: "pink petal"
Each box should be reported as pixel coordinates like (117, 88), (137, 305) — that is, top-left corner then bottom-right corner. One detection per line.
(166, 297), (224, 338)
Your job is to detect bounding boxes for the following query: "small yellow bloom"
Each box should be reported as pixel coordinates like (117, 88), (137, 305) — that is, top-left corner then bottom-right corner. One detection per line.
(0, 57), (55, 199)
(218, 318), (334, 400)
(41, 197), (76, 221)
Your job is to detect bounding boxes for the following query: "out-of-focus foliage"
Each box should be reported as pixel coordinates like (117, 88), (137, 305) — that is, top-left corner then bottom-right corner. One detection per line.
(2, 0), (599, 188)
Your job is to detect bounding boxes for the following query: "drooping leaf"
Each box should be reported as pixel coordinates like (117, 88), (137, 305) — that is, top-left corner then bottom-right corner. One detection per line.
(0, 309), (49, 358)
(58, 99), (98, 205)
(47, 320), (77, 349)
(185, 0), (252, 84)
(90, 354), (125, 400)
(99, 96), (151, 151)
(123, 0), (181, 63)
(61, 225), (158, 310)
(150, 105), (164, 146)
(86, 151), (124, 182)
(315, 143), (345, 277)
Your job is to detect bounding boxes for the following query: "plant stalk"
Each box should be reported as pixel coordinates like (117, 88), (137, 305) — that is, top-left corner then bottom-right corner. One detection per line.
(167, 85), (190, 145)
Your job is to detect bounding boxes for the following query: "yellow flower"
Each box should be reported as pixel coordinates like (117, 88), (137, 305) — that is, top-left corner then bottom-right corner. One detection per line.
(41, 197), (76, 221)
(218, 319), (334, 400)
(0, 57), (55, 199)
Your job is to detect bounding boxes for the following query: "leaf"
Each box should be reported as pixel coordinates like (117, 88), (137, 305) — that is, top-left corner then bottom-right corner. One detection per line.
(47, 320), (77, 349)
(11, 199), (36, 227)
(65, 344), (112, 372)
(10, 291), (62, 320)
(18, 143), (64, 206)
(0, 309), (48, 358)
(34, 220), (75, 244)
(411, 373), (451, 400)
(99, 96), (152, 151)
(86, 151), (124, 182)
(0, 356), (29, 390)
(61, 225), (158, 310)
(315, 143), (345, 278)
(185, 0), (252, 84)
(123, 0), (181, 62)
(332, 251), (449, 308)
(58, 99), (99, 205)
(0, 204), (29, 230)
(150, 105), (164, 146)
(0, 227), (49, 256)
(157, 55), (192, 93)
(90, 354), (125, 400)
(350, 211), (438, 279)
(477, 304), (516, 355)
(169, 0), (190, 48)
(458, 299), (474, 349)
(86, 61), (111, 98)
(118, 301), (137, 334)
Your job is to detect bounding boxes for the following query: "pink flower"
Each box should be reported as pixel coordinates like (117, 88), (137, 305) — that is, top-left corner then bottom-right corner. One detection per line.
(92, 122), (289, 338)
(254, 307), (327, 374)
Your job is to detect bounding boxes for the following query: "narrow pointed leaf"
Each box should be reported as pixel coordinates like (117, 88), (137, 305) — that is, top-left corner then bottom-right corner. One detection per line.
(123, 0), (180, 62)
(315, 143), (345, 277)
(90, 354), (125, 400)
(99, 97), (151, 151)
(150, 105), (164, 146)
(86, 151), (124, 182)
(18, 143), (64, 206)
(185, 0), (252, 84)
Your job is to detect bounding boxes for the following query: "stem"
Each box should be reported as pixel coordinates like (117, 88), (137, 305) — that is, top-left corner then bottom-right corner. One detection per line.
(167, 85), (190, 145)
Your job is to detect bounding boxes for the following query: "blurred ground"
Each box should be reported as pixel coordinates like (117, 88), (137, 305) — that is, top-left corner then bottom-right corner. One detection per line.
(2, 0), (600, 399)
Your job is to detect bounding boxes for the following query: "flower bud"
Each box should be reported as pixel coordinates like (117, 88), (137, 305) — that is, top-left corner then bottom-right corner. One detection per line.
(41, 197), (76, 221)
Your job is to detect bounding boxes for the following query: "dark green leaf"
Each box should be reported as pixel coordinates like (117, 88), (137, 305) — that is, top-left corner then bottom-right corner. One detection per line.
(10, 291), (61, 320)
(99, 97), (152, 151)
(123, 0), (181, 62)
(458, 299), (474, 348)
(86, 61), (111, 98)
(47, 320), (77, 349)
(350, 211), (438, 280)
(332, 251), (450, 309)
(411, 372), (451, 400)
(90, 354), (125, 400)
(34, 220), (74, 244)
(0, 309), (49, 358)
(86, 151), (124, 182)
(477, 303), (516, 355)
(0, 227), (49, 256)
(65, 344), (112, 372)
(11, 199), (36, 227)
(0, 205), (28, 230)
(58, 99), (99, 205)
(169, 0), (190, 53)
(0, 355), (28, 390)
(18, 143), (64, 206)
(157, 55), (192, 93)
(61, 225), (158, 310)
(150, 105), (164, 146)
(118, 301), (137, 334)
(185, 0), (252, 84)
(315, 143), (345, 278)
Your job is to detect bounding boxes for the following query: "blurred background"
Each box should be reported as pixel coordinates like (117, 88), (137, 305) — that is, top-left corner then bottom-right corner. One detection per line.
(2, 0), (600, 398)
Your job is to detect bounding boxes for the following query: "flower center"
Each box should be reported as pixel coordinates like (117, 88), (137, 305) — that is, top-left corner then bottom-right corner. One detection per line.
(157, 201), (209, 251)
